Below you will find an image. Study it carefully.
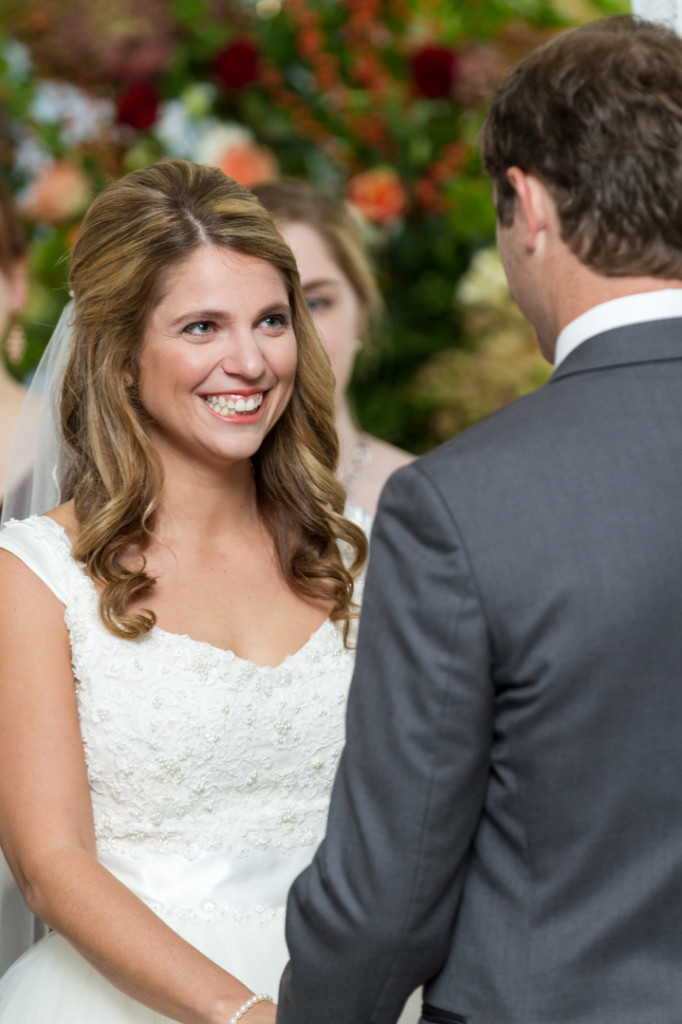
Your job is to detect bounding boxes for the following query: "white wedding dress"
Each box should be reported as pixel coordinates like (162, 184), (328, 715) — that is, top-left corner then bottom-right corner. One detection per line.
(0, 510), (373, 1022)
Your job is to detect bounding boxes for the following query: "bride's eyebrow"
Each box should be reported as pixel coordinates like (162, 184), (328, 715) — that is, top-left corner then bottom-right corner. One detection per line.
(168, 300), (292, 328)
(169, 309), (225, 326)
(258, 301), (292, 316)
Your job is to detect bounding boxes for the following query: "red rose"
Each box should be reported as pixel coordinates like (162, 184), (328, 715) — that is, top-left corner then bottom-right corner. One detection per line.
(116, 81), (160, 130)
(214, 39), (260, 90)
(410, 44), (458, 99)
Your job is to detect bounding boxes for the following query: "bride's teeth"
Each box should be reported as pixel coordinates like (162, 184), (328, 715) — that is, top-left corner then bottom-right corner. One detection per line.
(204, 393), (264, 415)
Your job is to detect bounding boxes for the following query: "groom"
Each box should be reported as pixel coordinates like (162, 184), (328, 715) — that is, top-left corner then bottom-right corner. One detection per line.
(277, 15), (682, 1024)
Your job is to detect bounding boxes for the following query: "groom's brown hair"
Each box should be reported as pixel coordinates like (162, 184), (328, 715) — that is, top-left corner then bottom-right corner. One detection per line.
(482, 15), (682, 278)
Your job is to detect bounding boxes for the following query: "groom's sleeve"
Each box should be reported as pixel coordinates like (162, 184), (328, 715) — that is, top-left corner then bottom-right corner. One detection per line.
(277, 460), (494, 1024)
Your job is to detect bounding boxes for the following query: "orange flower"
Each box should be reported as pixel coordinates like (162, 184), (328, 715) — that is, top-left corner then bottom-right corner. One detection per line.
(350, 54), (383, 90)
(19, 161), (91, 224)
(414, 176), (447, 214)
(346, 167), (408, 224)
(197, 123), (279, 188)
(353, 115), (388, 148)
(430, 143), (467, 184)
(313, 60), (340, 92)
(298, 27), (324, 56)
(216, 143), (278, 187)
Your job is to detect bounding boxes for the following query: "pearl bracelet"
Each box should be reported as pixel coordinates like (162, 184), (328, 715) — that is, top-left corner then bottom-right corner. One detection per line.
(229, 993), (274, 1024)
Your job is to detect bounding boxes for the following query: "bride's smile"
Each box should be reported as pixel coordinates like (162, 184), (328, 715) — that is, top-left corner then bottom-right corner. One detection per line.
(202, 390), (266, 419)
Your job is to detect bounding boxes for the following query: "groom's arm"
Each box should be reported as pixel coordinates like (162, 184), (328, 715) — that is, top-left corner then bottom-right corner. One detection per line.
(277, 460), (494, 1024)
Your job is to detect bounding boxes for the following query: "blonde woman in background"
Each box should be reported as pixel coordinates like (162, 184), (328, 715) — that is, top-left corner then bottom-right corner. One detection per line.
(0, 159), (369, 1023)
(253, 180), (413, 514)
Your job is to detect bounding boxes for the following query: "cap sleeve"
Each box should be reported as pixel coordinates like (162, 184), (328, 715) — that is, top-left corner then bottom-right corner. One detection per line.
(0, 516), (72, 605)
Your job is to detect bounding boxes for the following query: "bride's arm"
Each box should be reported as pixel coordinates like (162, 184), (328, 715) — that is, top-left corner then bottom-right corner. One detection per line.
(0, 550), (275, 1024)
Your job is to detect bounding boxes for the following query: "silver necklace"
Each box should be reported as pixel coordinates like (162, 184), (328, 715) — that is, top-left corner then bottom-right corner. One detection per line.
(343, 433), (373, 494)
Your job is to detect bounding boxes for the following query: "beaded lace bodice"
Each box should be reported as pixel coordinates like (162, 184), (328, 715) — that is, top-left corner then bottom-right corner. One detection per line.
(0, 514), (369, 863)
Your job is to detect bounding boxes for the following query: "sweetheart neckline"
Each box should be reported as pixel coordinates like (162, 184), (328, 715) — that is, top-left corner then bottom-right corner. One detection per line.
(35, 515), (337, 671)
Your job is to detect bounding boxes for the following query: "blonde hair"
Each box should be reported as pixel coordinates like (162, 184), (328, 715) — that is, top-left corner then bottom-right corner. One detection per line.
(61, 159), (367, 641)
(252, 179), (383, 341)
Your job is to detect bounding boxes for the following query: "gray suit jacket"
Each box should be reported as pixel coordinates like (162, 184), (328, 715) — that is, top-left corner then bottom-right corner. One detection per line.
(277, 321), (682, 1024)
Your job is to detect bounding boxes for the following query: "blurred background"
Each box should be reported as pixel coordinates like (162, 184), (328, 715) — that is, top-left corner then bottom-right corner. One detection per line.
(0, 0), (627, 454)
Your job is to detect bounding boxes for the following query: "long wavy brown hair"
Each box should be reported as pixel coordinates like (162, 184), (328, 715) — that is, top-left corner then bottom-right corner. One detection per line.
(60, 159), (367, 642)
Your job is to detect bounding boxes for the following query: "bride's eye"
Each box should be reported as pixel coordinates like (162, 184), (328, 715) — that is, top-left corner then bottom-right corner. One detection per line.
(260, 313), (291, 333)
(184, 321), (214, 337)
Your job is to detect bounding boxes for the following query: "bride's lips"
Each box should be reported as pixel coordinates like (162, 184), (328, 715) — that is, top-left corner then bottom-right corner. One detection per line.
(200, 389), (269, 423)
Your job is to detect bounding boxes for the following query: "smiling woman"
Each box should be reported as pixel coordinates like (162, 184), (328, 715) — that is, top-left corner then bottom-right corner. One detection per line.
(0, 159), (369, 1024)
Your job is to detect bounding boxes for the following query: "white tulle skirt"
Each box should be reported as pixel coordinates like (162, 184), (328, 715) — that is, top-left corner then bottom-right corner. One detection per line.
(0, 928), (422, 1023)
(0, 914), (289, 1022)
(0, 841), (423, 1023)
(0, 844), (295, 1022)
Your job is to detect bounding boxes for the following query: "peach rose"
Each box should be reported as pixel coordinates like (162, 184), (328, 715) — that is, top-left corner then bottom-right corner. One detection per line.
(346, 167), (409, 224)
(216, 143), (277, 187)
(19, 161), (91, 224)
(196, 123), (278, 187)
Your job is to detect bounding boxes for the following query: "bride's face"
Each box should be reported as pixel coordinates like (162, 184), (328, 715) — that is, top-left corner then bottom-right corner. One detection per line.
(136, 243), (297, 473)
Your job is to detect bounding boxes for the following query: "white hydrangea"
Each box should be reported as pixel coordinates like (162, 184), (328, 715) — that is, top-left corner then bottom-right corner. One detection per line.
(30, 81), (115, 145)
(154, 85), (218, 159)
(456, 246), (510, 308)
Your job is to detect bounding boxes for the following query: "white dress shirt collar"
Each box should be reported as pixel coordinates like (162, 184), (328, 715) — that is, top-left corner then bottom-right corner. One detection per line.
(554, 289), (682, 368)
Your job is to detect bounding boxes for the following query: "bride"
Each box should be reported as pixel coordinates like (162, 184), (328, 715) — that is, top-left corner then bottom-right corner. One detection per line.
(0, 159), (369, 1023)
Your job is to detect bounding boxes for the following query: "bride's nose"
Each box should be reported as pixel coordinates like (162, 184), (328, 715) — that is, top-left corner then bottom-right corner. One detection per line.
(220, 328), (266, 379)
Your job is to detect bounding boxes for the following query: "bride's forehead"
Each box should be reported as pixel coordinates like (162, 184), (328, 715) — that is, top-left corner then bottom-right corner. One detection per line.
(147, 250), (289, 323)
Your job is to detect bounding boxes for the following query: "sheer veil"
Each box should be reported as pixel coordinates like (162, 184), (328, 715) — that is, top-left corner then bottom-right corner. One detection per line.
(1, 299), (76, 525)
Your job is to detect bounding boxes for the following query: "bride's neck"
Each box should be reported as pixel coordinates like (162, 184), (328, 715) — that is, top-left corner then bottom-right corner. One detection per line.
(154, 458), (259, 539)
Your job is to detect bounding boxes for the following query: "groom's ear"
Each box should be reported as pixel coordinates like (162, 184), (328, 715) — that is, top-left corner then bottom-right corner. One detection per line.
(506, 167), (553, 252)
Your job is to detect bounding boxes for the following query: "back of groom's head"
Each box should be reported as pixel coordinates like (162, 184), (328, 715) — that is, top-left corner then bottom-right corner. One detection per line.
(482, 16), (682, 280)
